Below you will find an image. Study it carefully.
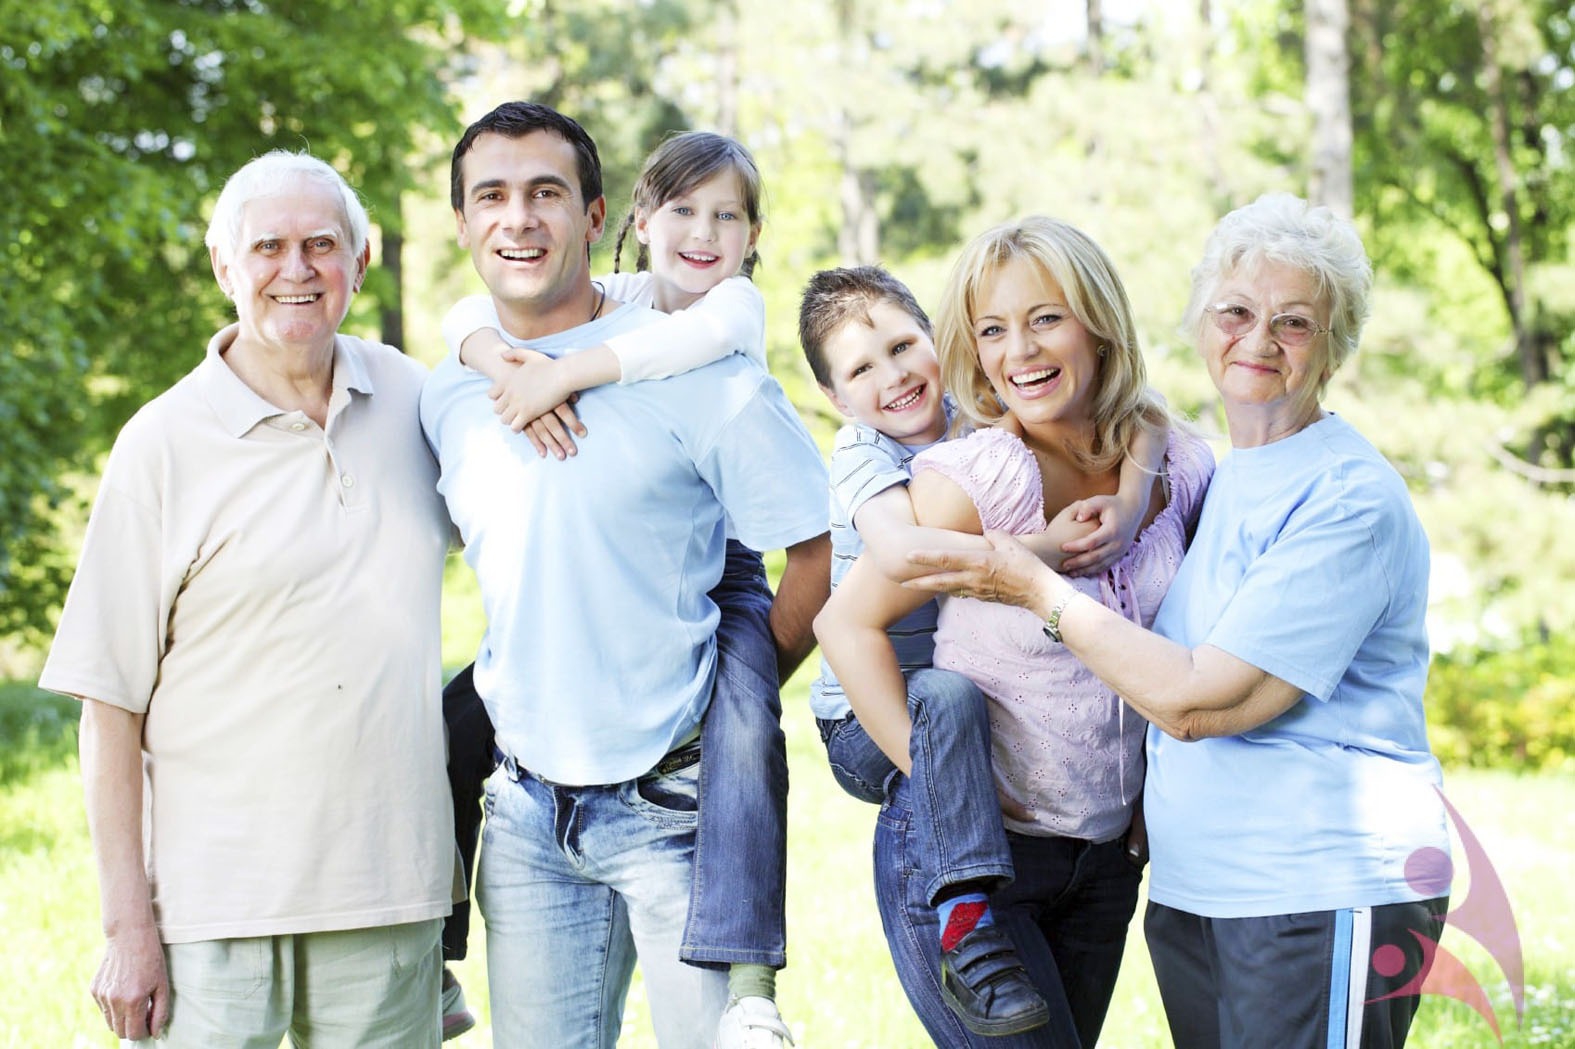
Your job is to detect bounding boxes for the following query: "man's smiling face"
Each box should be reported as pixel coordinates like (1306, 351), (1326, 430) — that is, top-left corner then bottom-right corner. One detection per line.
(454, 129), (606, 338)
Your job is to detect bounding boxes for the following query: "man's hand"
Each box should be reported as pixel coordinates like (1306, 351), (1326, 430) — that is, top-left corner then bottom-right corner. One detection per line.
(770, 533), (832, 682)
(92, 922), (169, 1040)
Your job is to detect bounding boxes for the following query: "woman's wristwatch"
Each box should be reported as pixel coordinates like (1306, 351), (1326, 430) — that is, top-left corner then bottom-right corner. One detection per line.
(1041, 591), (1077, 643)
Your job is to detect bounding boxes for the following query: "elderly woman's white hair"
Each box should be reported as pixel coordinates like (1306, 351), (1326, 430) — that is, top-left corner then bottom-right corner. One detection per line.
(1182, 192), (1372, 384)
(205, 150), (370, 264)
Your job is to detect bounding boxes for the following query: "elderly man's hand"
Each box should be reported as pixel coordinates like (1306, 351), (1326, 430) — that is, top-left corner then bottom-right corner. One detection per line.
(904, 530), (1062, 616)
(92, 922), (169, 1040)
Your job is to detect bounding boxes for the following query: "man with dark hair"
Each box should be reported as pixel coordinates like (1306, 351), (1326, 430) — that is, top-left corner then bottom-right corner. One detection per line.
(422, 101), (830, 1048)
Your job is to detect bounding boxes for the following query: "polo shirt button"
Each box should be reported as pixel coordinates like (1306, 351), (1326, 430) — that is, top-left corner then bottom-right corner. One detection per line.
(341, 474), (355, 488)
(290, 422), (306, 431)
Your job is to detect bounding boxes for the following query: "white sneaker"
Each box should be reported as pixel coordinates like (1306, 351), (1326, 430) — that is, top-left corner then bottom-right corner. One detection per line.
(713, 995), (795, 1049)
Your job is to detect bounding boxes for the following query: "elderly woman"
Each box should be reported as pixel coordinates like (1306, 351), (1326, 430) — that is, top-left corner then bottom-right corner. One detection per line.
(906, 193), (1451, 1049)
(817, 216), (1213, 1047)
(40, 152), (454, 1047)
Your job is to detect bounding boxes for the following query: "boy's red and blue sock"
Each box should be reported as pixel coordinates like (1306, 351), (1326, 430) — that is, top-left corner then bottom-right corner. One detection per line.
(937, 891), (994, 951)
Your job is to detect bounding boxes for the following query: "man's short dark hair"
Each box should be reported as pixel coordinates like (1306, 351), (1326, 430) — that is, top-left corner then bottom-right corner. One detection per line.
(450, 101), (603, 212)
(798, 265), (932, 388)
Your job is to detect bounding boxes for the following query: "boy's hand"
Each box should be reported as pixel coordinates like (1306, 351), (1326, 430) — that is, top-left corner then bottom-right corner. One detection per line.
(1017, 502), (1099, 573)
(490, 350), (588, 459)
(1057, 493), (1140, 576)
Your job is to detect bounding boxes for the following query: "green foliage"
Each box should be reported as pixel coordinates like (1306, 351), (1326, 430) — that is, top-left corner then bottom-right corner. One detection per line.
(1427, 639), (1575, 772)
(0, 0), (505, 639)
(1343, 0), (1575, 469)
(0, 683), (78, 787)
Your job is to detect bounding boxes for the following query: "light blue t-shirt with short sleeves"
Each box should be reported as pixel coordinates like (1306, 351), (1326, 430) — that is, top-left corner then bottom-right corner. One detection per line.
(420, 300), (828, 786)
(1145, 413), (1449, 918)
(808, 404), (953, 721)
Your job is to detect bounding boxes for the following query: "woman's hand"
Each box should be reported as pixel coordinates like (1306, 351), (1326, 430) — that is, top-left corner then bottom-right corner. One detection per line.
(904, 530), (1066, 617)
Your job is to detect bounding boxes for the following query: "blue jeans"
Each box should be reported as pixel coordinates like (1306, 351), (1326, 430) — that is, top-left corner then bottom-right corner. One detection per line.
(820, 667), (1015, 904)
(683, 541), (788, 969)
(477, 744), (729, 1049)
(875, 780), (1142, 1048)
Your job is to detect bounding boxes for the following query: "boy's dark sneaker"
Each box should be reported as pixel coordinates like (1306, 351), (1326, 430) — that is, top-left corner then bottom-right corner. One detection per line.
(939, 924), (1051, 1036)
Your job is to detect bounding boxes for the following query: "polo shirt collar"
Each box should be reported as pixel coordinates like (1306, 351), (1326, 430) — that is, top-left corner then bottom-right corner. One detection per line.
(198, 325), (375, 438)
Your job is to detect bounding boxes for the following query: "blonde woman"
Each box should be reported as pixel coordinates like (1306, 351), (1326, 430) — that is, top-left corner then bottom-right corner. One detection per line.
(817, 216), (1212, 1047)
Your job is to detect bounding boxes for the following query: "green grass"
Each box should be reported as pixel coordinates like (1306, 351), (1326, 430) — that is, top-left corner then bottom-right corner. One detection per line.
(5, 673), (1571, 1048)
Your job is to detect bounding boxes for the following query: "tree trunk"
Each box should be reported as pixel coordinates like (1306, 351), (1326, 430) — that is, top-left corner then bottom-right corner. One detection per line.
(835, 112), (879, 265)
(835, 0), (879, 264)
(715, 0), (739, 138)
(1085, 0), (1104, 75)
(1305, 0), (1354, 218)
(379, 197), (405, 353)
(1478, 5), (1542, 385)
(1195, 0), (1229, 212)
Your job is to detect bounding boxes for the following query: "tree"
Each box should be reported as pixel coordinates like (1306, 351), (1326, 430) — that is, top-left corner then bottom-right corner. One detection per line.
(1304, 0), (1353, 216)
(0, 0), (503, 640)
(1349, 0), (1575, 408)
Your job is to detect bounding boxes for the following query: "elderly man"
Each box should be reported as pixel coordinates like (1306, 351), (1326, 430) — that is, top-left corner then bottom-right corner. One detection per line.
(420, 101), (830, 1048)
(41, 151), (455, 1047)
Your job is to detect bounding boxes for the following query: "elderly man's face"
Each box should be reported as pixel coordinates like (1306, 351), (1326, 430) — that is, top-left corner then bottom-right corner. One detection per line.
(211, 177), (367, 354)
(454, 130), (606, 336)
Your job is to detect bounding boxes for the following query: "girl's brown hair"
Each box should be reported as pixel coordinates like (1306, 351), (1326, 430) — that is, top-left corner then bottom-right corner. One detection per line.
(612, 131), (765, 278)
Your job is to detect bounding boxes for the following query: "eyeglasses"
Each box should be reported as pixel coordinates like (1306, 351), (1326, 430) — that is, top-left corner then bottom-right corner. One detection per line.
(1205, 302), (1330, 348)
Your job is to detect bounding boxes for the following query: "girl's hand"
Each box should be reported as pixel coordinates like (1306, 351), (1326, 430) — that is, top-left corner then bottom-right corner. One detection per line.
(489, 351), (588, 458)
(521, 401), (586, 460)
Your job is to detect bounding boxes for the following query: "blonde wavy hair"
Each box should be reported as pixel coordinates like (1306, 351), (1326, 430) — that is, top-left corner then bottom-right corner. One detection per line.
(935, 216), (1166, 473)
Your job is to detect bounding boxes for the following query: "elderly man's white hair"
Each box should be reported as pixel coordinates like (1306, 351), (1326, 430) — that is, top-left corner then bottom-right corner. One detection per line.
(205, 150), (370, 264)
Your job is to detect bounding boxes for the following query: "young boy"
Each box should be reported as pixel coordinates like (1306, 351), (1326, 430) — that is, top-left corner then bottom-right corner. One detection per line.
(798, 266), (1156, 1037)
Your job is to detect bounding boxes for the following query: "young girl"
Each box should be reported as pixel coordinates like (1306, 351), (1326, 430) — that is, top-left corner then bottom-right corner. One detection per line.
(441, 131), (798, 1049)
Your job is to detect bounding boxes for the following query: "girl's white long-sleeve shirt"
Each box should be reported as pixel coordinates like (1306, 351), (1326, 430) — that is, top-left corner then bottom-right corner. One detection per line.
(439, 273), (766, 382)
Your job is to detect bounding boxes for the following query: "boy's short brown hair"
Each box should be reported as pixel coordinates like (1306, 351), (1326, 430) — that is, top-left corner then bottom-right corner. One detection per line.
(798, 266), (931, 387)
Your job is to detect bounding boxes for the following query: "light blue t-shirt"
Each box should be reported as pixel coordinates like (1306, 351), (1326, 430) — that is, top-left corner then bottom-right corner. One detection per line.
(808, 406), (951, 721)
(1146, 413), (1449, 918)
(420, 301), (828, 785)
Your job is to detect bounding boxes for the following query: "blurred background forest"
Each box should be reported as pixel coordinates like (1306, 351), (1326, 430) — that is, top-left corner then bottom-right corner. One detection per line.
(5, 0), (1575, 769)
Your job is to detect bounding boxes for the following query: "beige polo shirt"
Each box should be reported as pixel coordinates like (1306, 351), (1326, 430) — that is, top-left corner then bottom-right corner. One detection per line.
(41, 330), (455, 944)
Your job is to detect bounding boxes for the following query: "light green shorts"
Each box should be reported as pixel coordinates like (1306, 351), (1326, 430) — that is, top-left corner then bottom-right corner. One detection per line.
(128, 918), (442, 1048)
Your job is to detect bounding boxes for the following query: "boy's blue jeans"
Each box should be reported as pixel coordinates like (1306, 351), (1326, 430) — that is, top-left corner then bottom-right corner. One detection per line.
(681, 540), (789, 969)
(876, 792), (1142, 1048)
(817, 667), (1015, 905)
